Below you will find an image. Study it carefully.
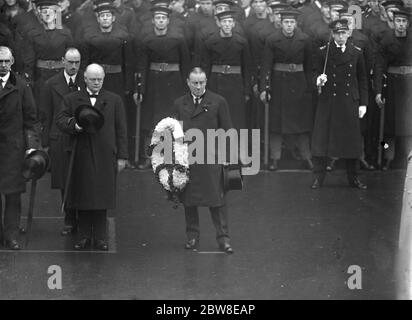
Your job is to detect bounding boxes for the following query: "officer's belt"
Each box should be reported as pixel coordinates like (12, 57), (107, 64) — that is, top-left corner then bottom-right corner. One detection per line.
(36, 59), (64, 70)
(387, 66), (412, 75)
(211, 65), (241, 74)
(273, 63), (303, 72)
(101, 64), (122, 74)
(149, 62), (180, 72)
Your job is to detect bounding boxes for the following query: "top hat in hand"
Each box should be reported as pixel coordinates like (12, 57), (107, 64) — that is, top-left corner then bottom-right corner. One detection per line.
(74, 105), (105, 134)
(22, 150), (50, 180)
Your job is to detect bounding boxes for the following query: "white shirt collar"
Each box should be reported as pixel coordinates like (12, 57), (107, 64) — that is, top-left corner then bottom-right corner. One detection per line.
(191, 90), (206, 104)
(63, 70), (77, 85)
(0, 72), (10, 87)
(86, 87), (99, 96)
(244, 6), (251, 18)
(334, 41), (346, 51)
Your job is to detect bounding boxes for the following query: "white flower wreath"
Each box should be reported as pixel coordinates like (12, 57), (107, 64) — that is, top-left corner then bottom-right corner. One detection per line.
(150, 117), (190, 207)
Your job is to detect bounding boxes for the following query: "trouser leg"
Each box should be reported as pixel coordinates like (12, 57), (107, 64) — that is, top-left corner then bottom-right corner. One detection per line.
(0, 195), (3, 244)
(269, 133), (282, 160)
(384, 137), (395, 161)
(295, 133), (312, 160)
(92, 210), (107, 241)
(312, 156), (327, 181)
(210, 205), (229, 245)
(61, 190), (77, 227)
(3, 193), (21, 241)
(77, 210), (93, 240)
(184, 206), (200, 241)
(345, 158), (358, 182)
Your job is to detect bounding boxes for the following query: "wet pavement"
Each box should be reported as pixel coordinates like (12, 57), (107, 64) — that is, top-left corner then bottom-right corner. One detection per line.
(0, 168), (405, 299)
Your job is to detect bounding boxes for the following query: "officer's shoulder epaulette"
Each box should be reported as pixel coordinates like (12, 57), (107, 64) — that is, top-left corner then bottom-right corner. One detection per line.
(320, 45), (327, 50)
(353, 45), (362, 51)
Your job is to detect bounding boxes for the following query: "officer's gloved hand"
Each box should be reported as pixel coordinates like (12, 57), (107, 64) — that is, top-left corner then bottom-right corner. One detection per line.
(375, 93), (385, 108)
(75, 123), (83, 132)
(316, 73), (328, 87)
(259, 90), (271, 103)
(359, 106), (367, 118)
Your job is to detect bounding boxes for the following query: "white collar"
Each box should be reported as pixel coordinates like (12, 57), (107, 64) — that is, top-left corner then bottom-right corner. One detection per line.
(63, 71), (77, 85)
(0, 72), (10, 86)
(191, 90), (206, 102)
(335, 41), (346, 49)
(86, 87), (100, 96)
(244, 6), (251, 17)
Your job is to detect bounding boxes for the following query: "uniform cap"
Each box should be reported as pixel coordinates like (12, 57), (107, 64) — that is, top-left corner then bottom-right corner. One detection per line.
(327, 0), (349, 9)
(150, 6), (172, 15)
(150, 0), (172, 7)
(213, 0), (235, 6)
(215, 9), (236, 20)
(329, 18), (349, 32)
(280, 9), (300, 20)
(93, 0), (116, 13)
(34, 0), (59, 7)
(393, 7), (411, 18)
(381, 0), (404, 8)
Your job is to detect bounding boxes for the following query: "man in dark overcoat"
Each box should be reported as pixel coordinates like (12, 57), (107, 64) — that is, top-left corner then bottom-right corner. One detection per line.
(40, 47), (83, 235)
(259, 9), (314, 170)
(173, 67), (234, 254)
(0, 46), (41, 250)
(56, 63), (128, 250)
(311, 19), (368, 189)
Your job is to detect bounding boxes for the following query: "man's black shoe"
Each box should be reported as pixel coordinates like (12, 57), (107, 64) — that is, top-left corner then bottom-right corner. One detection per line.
(61, 225), (77, 236)
(349, 178), (367, 190)
(94, 239), (109, 251)
(219, 242), (234, 254)
(185, 239), (199, 250)
(137, 159), (151, 170)
(5, 239), (20, 250)
(268, 160), (278, 171)
(311, 178), (323, 189)
(74, 238), (91, 250)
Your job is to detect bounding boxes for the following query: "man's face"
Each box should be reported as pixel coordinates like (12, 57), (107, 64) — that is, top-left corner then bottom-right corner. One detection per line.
(187, 72), (207, 97)
(394, 16), (409, 33)
(218, 17), (235, 35)
(403, 0), (412, 8)
(39, 6), (58, 24)
(199, 0), (214, 15)
(332, 30), (349, 45)
(153, 13), (169, 30)
(241, 0), (252, 8)
(0, 50), (14, 77)
(214, 4), (230, 14)
(63, 51), (81, 76)
(251, 0), (267, 14)
(58, 0), (70, 12)
(5, 0), (17, 6)
(330, 7), (341, 21)
(97, 11), (115, 28)
(368, 0), (381, 13)
(281, 18), (296, 35)
(84, 69), (104, 93)
(170, 0), (185, 12)
(320, 4), (331, 19)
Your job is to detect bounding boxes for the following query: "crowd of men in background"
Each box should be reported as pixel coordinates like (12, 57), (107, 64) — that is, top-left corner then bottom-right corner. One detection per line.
(1, 0), (411, 174)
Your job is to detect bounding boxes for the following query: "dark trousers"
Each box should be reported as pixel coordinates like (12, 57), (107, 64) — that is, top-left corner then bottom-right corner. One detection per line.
(77, 210), (107, 241)
(0, 193), (21, 241)
(184, 205), (229, 245)
(313, 156), (358, 182)
(60, 190), (77, 227)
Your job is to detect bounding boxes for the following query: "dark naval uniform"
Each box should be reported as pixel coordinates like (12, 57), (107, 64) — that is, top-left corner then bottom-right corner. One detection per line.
(260, 28), (314, 163)
(243, 13), (274, 129)
(198, 30), (252, 130)
(81, 20), (134, 97)
(312, 39), (368, 186)
(22, 26), (74, 102)
(137, 29), (190, 129)
(374, 28), (412, 162)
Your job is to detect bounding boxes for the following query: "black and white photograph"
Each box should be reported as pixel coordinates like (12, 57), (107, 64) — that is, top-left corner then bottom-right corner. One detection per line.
(0, 0), (412, 304)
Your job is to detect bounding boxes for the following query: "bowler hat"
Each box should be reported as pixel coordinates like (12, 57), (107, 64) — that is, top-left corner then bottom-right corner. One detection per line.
(22, 150), (50, 180)
(223, 164), (243, 192)
(74, 105), (105, 133)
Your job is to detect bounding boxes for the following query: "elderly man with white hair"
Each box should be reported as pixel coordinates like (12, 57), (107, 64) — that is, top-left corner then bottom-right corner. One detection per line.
(56, 63), (128, 251)
(0, 46), (41, 250)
